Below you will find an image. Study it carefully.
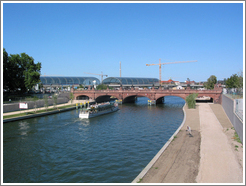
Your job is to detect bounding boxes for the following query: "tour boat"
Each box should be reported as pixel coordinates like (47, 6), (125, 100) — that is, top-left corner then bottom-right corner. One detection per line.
(79, 101), (119, 119)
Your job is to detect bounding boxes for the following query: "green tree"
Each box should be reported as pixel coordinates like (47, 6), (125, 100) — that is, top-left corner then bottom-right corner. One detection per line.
(69, 92), (74, 103)
(33, 96), (39, 113)
(53, 94), (58, 109)
(43, 95), (49, 111)
(225, 73), (243, 88)
(3, 48), (42, 93)
(204, 75), (217, 90)
(3, 48), (19, 91)
(238, 70), (243, 89)
(186, 93), (198, 109)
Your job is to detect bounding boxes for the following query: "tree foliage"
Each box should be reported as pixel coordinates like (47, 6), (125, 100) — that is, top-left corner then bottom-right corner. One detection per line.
(96, 84), (112, 90)
(204, 75), (217, 90)
(69, 92), (74, 103)
(225, 72), (243, 89)
(3, 48), (41, 93)
(43, 95), (49, 111)
(53, 94), (58, 109)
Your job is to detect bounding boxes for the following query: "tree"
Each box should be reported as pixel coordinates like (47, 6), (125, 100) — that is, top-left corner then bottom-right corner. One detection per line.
(43, 95), (49, 111)
(3, 48), (19, 91)
(238, 70), (243, 89)
(225, 73), (243, 88)
(204, 75), (217, 90)
(69, 92), (74, 103)
(33, 96), (39, 113)
(53, 94), (58, 109)
(3, 48), (42, 93)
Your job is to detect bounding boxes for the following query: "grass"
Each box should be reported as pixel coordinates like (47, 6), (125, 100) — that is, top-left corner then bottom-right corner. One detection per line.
(172, 135), (177, 142)
(3, 104), (76, 119)
(229, 127), (242, 144)
(233, 132), (242, 144)
(137, 178), (142, 183)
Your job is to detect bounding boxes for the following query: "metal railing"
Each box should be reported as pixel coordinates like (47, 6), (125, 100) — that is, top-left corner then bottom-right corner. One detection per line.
(235, 99), (243, 122)
(223, 88), (243, 99)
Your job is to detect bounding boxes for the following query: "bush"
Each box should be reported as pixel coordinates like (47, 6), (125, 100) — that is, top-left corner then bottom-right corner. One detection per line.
(186, 93), (198, 109)
(96, 84), (113, 90)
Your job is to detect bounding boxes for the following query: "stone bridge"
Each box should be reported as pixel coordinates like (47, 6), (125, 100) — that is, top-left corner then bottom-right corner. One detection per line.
(71, 85), (223, 104)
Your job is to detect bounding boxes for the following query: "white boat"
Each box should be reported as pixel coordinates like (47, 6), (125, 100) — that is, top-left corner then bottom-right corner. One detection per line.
(79, 102), (119, 119)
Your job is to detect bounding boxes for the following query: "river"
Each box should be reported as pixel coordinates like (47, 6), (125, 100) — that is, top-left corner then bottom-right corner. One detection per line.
(3, 96), (185, 183)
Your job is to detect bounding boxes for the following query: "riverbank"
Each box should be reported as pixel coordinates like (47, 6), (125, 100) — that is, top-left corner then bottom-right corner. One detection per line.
(3, 101), (89, 123)
(133, 103), (243, 183)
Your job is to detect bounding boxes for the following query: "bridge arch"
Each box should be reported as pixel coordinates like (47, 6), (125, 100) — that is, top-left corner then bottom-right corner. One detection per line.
(72, 86), (222, 104)
(156, 95), (186, 104)
(76, 95), (90, 100)
(95, 95), (120, 103)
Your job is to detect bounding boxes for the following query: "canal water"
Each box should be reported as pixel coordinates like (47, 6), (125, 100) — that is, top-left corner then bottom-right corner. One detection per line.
(3, 96), (185, 183)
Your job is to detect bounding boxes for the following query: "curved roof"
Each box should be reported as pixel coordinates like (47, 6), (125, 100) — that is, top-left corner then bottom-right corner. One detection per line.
(102, 77), (159, 86)
(40, 76), (100, 86)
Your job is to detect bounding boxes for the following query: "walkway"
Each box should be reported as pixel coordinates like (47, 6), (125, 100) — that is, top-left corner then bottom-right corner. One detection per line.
(2, 101), (87, 117)
(135, 103), (243, 183)
(196, 103), (243, 183)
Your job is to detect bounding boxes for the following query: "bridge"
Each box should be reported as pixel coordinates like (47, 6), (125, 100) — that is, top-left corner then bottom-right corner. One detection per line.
(71, 84), (223, 104)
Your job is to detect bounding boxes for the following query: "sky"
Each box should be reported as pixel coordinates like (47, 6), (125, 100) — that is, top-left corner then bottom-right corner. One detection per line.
(2, 1), (244, 83)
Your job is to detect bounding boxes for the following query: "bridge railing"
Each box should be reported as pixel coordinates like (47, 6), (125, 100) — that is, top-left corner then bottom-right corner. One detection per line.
(73, 88), (222, 93)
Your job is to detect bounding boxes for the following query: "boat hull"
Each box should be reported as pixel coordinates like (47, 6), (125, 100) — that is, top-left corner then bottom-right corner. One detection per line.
(79, 106), (119, 119)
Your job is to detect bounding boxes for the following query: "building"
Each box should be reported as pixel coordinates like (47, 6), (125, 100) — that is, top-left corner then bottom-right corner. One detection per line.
(102, 77), (159, 88)
(161, 79), (180, 85)
(40, 76), (100, 89)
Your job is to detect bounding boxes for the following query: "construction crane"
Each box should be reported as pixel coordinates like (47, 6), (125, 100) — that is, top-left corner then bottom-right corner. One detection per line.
(84, 72), (108, 82)
(146, 59), (197, 85)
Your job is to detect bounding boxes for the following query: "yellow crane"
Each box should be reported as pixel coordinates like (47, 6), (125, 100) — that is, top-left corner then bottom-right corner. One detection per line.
(146, 59), (197, 84)
(84, 72), (108, 82)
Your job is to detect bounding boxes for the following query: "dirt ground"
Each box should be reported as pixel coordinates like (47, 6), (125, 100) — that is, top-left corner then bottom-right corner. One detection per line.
(138, 103), (243, 183)
(140, 104), (201, 183)
(140, 130), (201, 183)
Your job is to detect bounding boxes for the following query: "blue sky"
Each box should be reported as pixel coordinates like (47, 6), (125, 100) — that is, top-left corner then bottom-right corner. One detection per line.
(2, 2), (244, 82)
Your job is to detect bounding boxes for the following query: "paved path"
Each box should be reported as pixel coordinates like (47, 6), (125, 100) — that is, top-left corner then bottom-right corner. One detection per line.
(196, 103), (243, 183)
(3, 101), (89, 117)
(3, 102), (72, 116)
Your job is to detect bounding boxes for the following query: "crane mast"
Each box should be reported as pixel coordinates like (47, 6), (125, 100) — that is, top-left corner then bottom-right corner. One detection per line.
(146, 59), (197, 85)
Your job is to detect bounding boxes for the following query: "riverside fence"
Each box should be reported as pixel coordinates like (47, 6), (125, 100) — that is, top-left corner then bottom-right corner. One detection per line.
(222, 94), (243, 144)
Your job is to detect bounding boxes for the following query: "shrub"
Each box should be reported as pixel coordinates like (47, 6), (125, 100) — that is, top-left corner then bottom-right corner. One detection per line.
(186, 93), (198, 109)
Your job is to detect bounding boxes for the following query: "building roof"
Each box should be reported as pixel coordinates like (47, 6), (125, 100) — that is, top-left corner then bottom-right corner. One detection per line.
(161, 79), (179, 84)
(102, 77), (159, 86)
(40, 76), (100, 86)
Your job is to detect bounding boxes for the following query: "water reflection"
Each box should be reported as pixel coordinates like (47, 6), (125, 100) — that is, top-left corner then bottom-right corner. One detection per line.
(18, 121), (30, 136)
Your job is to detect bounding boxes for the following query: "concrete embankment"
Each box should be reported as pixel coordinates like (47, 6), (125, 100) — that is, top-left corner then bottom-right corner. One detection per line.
(133, 103), (243, 183)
